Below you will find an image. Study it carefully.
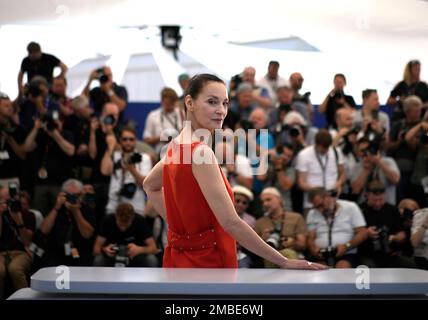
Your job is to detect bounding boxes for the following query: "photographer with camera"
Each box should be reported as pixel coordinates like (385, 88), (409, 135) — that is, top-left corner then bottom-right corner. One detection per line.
(358, 180), (416, 268)
(18, 42), (68, 95)
(93, 203), (158, 267)
(318, 74), (356, 129)
(353, 89), (390, 141)
(351, 137), (400, 205)
(23, 108), (75, 216)
(143, 87), (183, 156)
(257, 61), (288, 106)
(0, 185), (36, 299)
(255, 187), (307, 267)
(18, 76), (60, 133)
(386, 95), (422, 202)
(224, 83), (257, 130)
(296, 130), (346, 214)
(307, 188), (367, 268)
(39, 179), (95, 267)
(51, 76), (73, 118)
(241, 66), (272, 109)
(0, 93), (27, 189)
(398, 199), (420, 258)
(404, 110), (428, 207)
(102, 127), (152, 216)
(82, 66), (128, 122)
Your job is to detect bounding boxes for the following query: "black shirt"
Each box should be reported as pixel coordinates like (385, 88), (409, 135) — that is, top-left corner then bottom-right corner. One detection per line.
(0, 210), (36, 252)
(45, 204), (95, 254)
(89, 83), (128, 121)
(0, 123), (26, 179)
(90, 129), (110, 184)
(390, 80), (428, 103)
(388, 120), (419, 161)
(20, 53), (60, 84)
(358, 202), (404, 256)
(33, 129), (75, 185)
(98, 214), (153, 246)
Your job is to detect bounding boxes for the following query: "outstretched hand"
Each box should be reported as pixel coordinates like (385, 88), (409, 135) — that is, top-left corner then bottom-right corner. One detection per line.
(281, 259), (328, 270)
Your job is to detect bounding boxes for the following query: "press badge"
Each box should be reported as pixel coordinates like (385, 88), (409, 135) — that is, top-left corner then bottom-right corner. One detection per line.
(0, 150), (10, 160)
(64, 242), (72, 256)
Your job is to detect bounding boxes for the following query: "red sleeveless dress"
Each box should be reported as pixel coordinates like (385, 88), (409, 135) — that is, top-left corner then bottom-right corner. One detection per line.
(162, 141), (238, 268)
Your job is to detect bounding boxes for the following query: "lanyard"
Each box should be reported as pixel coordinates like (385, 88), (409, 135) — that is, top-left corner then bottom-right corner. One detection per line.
(323, 211), (336, 247)
(160, 110), (178, 131)
(315, 150), (329, 188)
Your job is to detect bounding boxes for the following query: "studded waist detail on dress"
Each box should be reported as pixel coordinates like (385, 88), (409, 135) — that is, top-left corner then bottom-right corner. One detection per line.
(168, 228), (217, 252)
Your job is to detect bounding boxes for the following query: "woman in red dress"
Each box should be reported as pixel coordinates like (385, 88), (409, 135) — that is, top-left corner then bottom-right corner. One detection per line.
(143, 74), (326, 270)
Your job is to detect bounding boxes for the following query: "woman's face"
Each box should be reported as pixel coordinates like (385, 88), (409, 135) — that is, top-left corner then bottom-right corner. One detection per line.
(186, 82), (229, 131)
(411, 63), (421, 79)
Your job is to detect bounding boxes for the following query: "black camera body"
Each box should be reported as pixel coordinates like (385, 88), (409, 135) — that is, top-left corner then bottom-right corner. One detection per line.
(320, 246), (337, 267)
(28, 84), (42, 98)
(7, 183), (21, 213)
(127, 152), (142, 165)
(0, 121), (16, 135)
(283, 124), (301, 138)
(330, 90), (344, 100)
(112, 244), (129, 267)
(239, 119), (254, 131)
(420, 132), (428, 144)
(119, 183), (137, 199)
(371, 225), (391, 254)
(97, 68), (109, 84)
(266, 221), (283, 249)
(103, 114), (115, 126)
(65, 193), (79, 205)
(40, 110), (59, 131)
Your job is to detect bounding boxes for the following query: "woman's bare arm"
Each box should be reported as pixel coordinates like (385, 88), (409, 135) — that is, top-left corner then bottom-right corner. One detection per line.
(143, 157), (166, 219)
(192, 144), (326, 270)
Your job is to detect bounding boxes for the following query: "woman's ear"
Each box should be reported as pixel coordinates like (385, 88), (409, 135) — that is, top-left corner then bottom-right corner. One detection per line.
(185, 95), (193, 112)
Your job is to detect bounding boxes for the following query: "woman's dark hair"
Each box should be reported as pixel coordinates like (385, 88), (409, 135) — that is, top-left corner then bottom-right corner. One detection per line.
(184, 74), (225, 113)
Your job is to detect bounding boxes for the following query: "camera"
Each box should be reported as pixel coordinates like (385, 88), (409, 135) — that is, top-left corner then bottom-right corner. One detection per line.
(40, 110), (59, 131)
(371, 109), (379, 120)
(65, 193), (79, 205)
(285, 125), (301, 138)
(420, 132), (428, 144)
(119, 183), (137, 199)
(103, 114), (115, 126)
(402, 208), (413, 221)
(112, 244), (129, 267)
(330, 90), (344, 100)
(371, 225), (390, 254)
(278, 104), (292, 113)
(320, 246), (337, 267)
(127, 152), (142, 165)
(266, 221), (282, 249)
(0, 121), (16, 135)
(7, 183), (21, 213)
(28, 84), (42, 98)
(97, 68), (109, 84)
(230, 73), (243, 91)
(294, 92), (311, 104)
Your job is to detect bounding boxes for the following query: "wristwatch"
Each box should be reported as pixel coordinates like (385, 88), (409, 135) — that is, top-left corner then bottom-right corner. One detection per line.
(345, 242), (352, 249)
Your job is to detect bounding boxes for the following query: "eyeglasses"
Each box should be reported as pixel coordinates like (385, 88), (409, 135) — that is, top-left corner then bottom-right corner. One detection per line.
(235, 199), (249, 205)
(121, 137), (136, 142)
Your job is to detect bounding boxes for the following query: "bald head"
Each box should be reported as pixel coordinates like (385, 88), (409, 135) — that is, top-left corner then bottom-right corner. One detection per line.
(335, 108), (353, 129)
(289, 72), (304, 91)
(250, 108), (267, 129)
(242, 67), (256, 85)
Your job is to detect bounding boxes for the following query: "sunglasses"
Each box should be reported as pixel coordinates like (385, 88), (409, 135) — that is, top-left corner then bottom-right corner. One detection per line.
(121, 137), (136, 142)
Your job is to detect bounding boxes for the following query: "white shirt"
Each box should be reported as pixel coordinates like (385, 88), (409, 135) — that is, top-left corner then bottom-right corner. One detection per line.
(143, 107), (183, 151)
(257, 74), (288, 105)
(106, 151), (152, 215)
(411, 209), (428, 259)
(306, 200), (366, 253)
(296, 145), (345, 208)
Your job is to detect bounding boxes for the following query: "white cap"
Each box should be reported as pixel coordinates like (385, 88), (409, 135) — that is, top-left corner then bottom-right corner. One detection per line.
(260, 187), (282, 199)
(232, 185), (254, 202)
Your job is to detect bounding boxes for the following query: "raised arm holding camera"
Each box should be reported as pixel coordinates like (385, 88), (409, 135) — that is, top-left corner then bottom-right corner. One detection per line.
(83, 66), (128, 122)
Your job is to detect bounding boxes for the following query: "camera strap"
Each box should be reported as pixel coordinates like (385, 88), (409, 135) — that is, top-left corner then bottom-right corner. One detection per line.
(322, 209), (336, 248)
(161, 110), (179, 131)
(315, 151), (329, 189)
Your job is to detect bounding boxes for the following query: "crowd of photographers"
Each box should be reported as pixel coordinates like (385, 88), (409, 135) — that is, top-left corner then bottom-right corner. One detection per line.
(1, 42), (428, 298)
